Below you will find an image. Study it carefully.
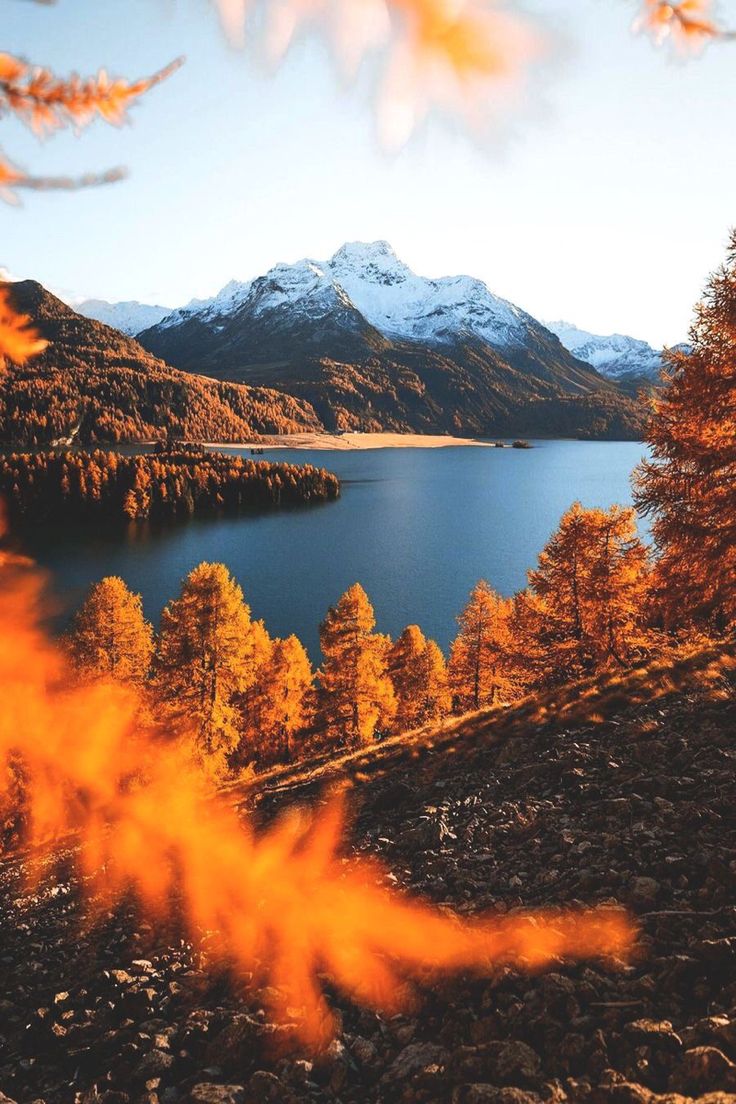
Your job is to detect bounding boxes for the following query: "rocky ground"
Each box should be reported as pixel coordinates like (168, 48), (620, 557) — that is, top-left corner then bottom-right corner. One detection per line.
(1, 644), (735, 1104)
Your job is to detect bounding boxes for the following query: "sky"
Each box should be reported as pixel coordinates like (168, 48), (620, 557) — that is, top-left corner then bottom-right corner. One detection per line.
(2, 0), (736, 347)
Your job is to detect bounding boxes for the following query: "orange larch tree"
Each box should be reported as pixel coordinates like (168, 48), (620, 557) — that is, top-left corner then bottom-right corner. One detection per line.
(448, 580), (519, 712)
(319, 583), (396, 745)
(389, 623), (451, 731)
(154, 562), (268, 775)
(634, 232), (736, 630)
(525, 503), (650, 681)
(237, 632), (315, 765)
(64, 575), (154, 685)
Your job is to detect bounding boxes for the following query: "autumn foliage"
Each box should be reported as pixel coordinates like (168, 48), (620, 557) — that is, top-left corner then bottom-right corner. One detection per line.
(635, 231), (736, 630)
(319, 583), (397, 745)
(389, 624), (451, 730)
(49, 496), (655, 782)
(154, 563), (272, 776)
(0, 543), (635, 1044)
(522, 504), (650, 679)
(449, 581), (517, 711)
(212, 0), (729, 146)
(0, 449), (339, 523)
(65, 576), (154, 686)
(0, 282), (323, 445)
(0, 50), (180, 203)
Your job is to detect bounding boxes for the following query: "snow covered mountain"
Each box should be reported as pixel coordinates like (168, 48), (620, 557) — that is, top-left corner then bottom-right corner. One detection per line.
(75, 298), (171, 336)
(156, 280), (251, 332)
(148, 241), (544, 353)
(545, 320), (665, 384)
(134, 241), (646, 439)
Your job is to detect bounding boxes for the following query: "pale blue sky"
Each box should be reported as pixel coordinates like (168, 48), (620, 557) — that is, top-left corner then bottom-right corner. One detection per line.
(2, 0), (735, 346)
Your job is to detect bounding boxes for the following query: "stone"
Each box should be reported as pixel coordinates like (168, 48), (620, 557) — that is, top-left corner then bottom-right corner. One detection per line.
(630, 877), (660, 907)
(453, 1087), (542, 1104)
(187, 1088), (245, 1104)
(135, 1050), (176, 1081)
(672, 1047), (736, 1094)
(245, 1071), (283, 1103)
(384, 1041), (449, 1082)
(623, 1020), (683, 1053)
(350, 1035), (379, 1065)
(485, 1041), (542, 1087)
(206, 1016), (261, 1069)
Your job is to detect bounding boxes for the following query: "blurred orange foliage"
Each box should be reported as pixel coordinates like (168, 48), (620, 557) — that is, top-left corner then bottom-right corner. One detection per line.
(0, 50), (180, 362)
(216, 0), (539, 146)
(0, 53), (182, 202)
(0, 541), (635, 1045)
(0, 284), (48, 371)
(634, 0), (720, 50)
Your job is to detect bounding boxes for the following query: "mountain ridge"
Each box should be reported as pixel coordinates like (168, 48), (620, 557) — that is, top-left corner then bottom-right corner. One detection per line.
(545, 319), (675, 386)
(137, 242), (647, 440)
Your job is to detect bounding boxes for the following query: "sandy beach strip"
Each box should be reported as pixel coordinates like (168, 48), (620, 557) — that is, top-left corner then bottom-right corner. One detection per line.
(204, 431), (496, 451)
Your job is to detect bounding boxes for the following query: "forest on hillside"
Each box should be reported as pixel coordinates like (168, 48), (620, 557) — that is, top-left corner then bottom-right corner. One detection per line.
(0, 282), (322, 447)
(0, 448), (340, 523)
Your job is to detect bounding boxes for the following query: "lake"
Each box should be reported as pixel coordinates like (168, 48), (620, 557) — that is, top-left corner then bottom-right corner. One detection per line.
(21, 440), (649, 661)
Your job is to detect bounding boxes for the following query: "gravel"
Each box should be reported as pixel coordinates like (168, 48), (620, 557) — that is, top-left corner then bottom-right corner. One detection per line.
(1, 651), (734, 1104)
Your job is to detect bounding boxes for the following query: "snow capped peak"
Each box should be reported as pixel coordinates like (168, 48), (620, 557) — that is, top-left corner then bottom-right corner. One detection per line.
(247, 257), (357, 318)
(157, 278), (252, 330)
(546, 320), (664, 380)
(85, 243), (544, 351)
(321, 244), (532, 347)
(328, 241), (412, 295)
(75, 298), (171, 336)
(330, 240), (398, 267)
(135, 243), (655, 366)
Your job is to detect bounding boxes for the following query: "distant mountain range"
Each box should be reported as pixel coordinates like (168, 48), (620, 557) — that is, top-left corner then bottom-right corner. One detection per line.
(545, 321), (670, 387)
(128, 242), (646, 439)
(75, 298), (171, 336)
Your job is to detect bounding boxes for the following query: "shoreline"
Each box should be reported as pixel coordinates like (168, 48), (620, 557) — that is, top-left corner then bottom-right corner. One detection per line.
(203, 431), (498, 451)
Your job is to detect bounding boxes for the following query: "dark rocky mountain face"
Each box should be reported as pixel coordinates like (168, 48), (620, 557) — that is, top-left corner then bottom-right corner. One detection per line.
(0, 282), (322, 446)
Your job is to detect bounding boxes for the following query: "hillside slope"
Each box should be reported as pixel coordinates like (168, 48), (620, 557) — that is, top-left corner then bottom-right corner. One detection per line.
(0, 282), (322, 446)
(1, 643), (734, 1104)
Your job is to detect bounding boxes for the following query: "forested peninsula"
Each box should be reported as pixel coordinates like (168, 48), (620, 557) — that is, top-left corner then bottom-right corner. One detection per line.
(0, 448), (340, 523)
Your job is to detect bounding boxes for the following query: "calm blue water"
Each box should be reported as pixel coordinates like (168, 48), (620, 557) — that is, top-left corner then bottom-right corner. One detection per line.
(22, 440), (648, 660)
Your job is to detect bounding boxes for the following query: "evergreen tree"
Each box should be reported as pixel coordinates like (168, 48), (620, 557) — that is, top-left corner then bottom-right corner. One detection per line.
(319, 583), (396, 745)
(449, 581), (518, 712)
(423, 639), (452, 720)
(389, 625), (451, 731)
(154, 562), (265, 774)
(526, 503), (650, 681)
(242, 635), (315, 764)
(635, 233), (736, 629)
(65, 576), (153, 684)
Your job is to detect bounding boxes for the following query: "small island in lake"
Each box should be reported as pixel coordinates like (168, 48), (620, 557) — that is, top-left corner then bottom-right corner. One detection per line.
(0, 447), (340, 524)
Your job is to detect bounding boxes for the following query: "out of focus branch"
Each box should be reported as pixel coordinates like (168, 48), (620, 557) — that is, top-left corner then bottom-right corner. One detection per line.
(0, 284), (48, 371)
(0, 150), (126, 203)
(0, 53), (183, 132)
